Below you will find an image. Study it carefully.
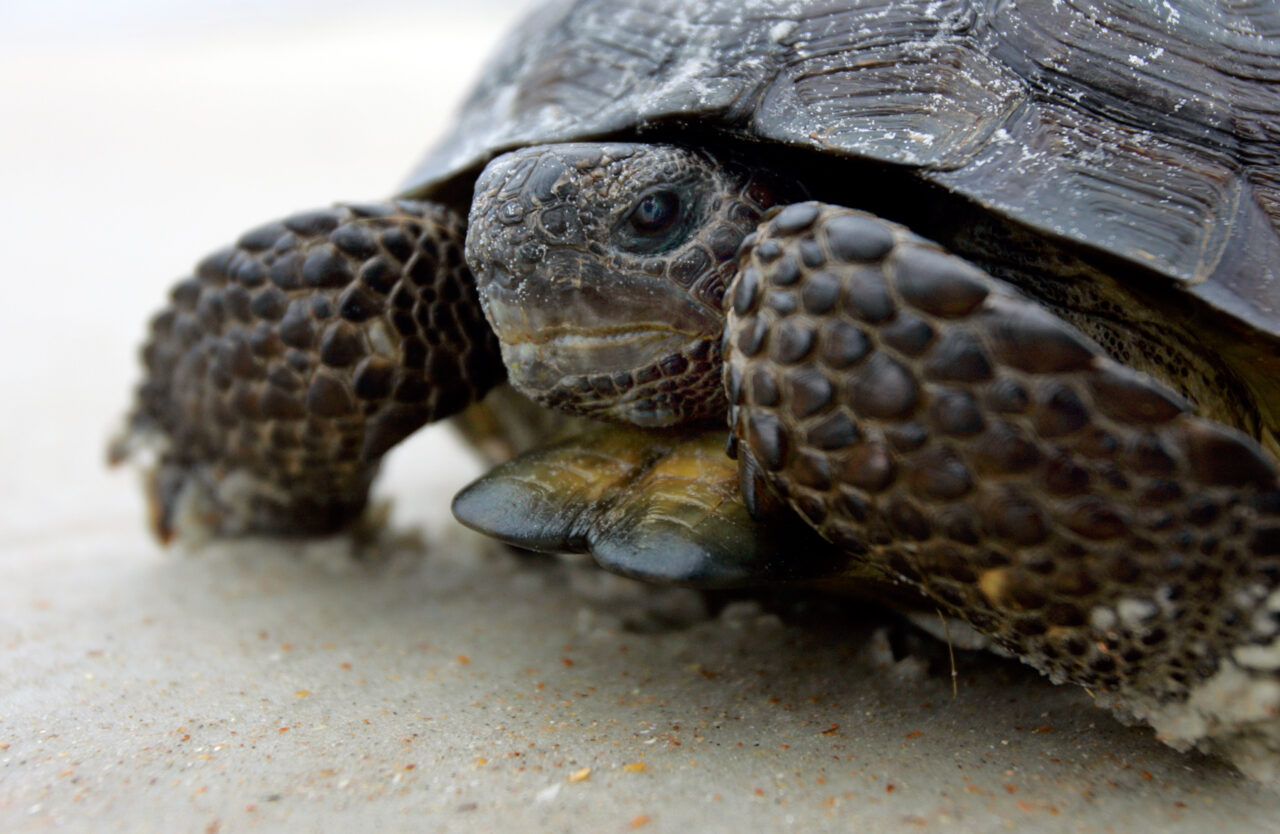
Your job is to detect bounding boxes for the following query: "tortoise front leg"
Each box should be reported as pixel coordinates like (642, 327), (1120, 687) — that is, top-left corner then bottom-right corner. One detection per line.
(726, 203), (1280, 711)
(113, 200), (504, 539)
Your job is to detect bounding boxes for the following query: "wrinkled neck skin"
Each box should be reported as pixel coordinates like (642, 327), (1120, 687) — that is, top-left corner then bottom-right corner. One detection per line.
(464, 142), (793, 427)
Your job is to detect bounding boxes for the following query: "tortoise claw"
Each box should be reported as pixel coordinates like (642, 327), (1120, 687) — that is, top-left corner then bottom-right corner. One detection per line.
(451, 425), (846, 588)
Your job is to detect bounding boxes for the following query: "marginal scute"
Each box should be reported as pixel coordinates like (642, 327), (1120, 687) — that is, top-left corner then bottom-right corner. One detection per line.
(932, 100), (1243, 287)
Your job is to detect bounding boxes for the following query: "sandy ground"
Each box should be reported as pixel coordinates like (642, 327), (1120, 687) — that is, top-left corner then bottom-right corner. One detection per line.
(3, 5), (1280, 832)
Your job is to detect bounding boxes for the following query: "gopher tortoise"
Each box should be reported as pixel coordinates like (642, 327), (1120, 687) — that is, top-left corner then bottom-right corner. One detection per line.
(114, 0), (1280, 775)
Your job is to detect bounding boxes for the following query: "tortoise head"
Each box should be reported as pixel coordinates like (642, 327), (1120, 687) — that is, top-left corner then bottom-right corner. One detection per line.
(465, 143), (789, 427)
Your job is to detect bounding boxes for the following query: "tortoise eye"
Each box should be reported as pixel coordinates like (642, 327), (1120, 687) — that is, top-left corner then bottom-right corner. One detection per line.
(628, 190), (681, 234)
(614, 184), (700, 255)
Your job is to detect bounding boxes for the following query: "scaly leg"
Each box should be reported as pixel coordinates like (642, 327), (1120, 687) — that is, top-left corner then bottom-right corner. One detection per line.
(726, 202), (1280, 708)
(113, 200), (504, 538)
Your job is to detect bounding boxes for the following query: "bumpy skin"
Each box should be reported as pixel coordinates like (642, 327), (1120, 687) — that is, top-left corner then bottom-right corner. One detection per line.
(466, 143), (795, 427)
(118, 201), (504, 537)
(462, 143), (1280, 763)
(726, 203), (1280, 701)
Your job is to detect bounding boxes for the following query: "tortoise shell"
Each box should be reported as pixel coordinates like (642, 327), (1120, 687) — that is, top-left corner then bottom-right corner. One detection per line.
(404, 0), (1280, 349)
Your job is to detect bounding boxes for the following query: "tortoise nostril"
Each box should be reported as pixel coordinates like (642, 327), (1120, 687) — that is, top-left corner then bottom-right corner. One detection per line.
(518, 242), (546, 264)
(498, 200), (525, 225)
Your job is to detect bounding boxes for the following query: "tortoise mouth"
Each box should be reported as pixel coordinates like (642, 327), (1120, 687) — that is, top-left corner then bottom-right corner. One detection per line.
(469, 202), (728, 424)
(479, 288), (722, 427)
(482, 292), (702, 383)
